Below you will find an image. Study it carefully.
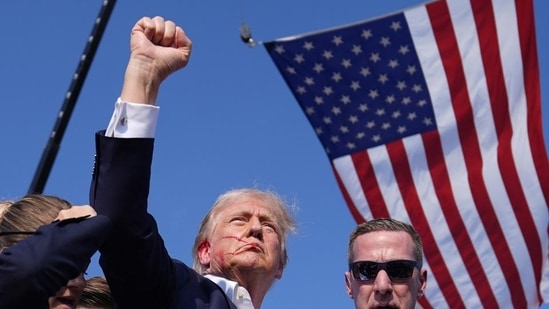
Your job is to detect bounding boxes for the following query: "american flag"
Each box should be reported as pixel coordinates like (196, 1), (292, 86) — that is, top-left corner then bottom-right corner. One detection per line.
(264, 0), (549, 307)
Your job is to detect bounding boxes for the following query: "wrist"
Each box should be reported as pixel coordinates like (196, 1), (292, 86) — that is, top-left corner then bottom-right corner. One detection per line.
(120, 56), (161, 104)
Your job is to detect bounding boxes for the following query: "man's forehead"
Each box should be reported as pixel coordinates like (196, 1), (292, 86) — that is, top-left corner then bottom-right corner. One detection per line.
(353, 230), (415, 260)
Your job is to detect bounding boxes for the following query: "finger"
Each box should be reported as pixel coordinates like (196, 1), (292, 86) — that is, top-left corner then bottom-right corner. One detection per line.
(150, 16), (166, 45)
(161, 20), (177, 47)
(134, 16), (154, 40)
(175, 26), (192, 50)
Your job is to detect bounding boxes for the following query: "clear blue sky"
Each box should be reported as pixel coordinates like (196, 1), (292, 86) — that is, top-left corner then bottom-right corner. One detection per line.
(1, 1), (547, 308)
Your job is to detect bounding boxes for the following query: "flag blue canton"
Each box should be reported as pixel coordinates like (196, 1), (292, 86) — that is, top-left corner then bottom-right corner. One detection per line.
(266, 13), (437, 159)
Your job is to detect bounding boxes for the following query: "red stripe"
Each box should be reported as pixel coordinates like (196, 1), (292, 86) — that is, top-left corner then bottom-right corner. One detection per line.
(351, 151), (391, 219)
(428, 0), (524, 306)
(385, 140), (464, 307)
(515, 0), (549, 208)
(472, 0), (541, 305)
(421, 130), (497, 306)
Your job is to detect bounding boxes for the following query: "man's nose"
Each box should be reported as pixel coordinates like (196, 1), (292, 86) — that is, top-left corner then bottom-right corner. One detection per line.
(247, 216), (263, 240)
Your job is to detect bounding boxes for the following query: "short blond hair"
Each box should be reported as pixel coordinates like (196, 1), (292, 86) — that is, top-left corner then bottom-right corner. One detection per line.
(0, 194), (71, 248)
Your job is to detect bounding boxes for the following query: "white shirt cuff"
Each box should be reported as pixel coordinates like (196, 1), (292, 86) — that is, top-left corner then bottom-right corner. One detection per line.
(105, 98), (159, 138)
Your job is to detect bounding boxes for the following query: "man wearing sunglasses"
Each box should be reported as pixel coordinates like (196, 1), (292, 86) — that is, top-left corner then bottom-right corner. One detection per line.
(345, 218), (427, 309)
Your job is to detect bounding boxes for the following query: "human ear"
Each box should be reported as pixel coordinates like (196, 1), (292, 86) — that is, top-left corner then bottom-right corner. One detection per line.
(344, 272), (353, 298)
(197, 240), (211, 266)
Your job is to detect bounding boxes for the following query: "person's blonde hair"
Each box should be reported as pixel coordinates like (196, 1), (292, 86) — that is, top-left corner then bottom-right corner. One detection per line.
(0, 194), (71, 248)
(77, 276), (112, 309)
(192, 188), (297, 273)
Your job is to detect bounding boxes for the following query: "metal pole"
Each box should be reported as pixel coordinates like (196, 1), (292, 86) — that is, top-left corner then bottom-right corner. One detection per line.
(28, 0), (117, 194)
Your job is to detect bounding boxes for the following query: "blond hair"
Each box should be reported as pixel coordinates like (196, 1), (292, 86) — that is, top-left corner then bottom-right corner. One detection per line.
(0, 194), (71, 248)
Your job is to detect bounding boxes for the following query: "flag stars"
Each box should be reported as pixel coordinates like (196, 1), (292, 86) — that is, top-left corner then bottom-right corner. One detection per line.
(349, 115), (359, 124)
(370, 53), (381, 63)
(331, 106), (342, 115)
(358, 103), (369, 112)
(330, 135), (340, 143)
(274, 45), (285, 54)
(314, 96), (324, 104)
(315, 127), (323, 135)
(303, 41), (314, 50)
(369, 89), (379, 99)
(313, 63), (324, 73)
(332, 36), (344, 46)
(402, 97), (411, 105)
(350, 81), (361, 91)
(304, 77), (315, 85)
(341, 95), (351, 104)
(392, 110), (401, 118)
(296, 86), (306, 94)
(397, 126), (406, 134)
(423, 117), (433, 126)
(341, 59), (352, 68)
(385, 95), (396, 104)
(418, 99), (427, 106)
(362, 29), (373, 39)
(356, 132), (365, 139)
(323, 116), (333, 124)
(294, 54), (305, 63)
(360, 67), (371, 77)
(286, 66), (296, 74)
(412, 84), (423, 92)
(340, 125), (349, 133)
(351, 45), (363, 55)
(388, 59), (399, 68)
(399, 45), (410, 55)
(380, 36), (391, 47)
(376, 108), (386, 116)
(332, 72), (343, 82)
(396, 81), (406, 90)
(346, 142), (356, 150)
(305, 106), (315, 115)
(366, 121), (375, 129)
(323, 86), (334, 95)
(323, 50), (334, 60)
(408, 112), (417, 120)
(407, 65), (417, 75)
(378, 74), (389, 84)
(390, 21), (402, 31)
(372, 135), (381, 142)
(381, 122), (391, 130)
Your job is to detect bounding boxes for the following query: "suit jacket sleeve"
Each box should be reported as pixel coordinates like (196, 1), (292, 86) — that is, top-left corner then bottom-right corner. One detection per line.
(0, 215), (111, 309)
(89, 131), (176, 308)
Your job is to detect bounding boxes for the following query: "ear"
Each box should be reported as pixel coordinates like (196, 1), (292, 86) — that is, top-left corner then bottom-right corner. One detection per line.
(344, 272), (353, 298)
(197, 240), (211, 266)
(417, 269), (428, 298)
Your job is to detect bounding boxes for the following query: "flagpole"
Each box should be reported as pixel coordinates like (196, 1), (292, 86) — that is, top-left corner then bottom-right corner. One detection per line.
(28, 0), (117, 194)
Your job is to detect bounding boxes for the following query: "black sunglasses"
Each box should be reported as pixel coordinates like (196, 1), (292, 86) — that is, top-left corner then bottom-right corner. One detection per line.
(349, 259), (421, 282)
(0, 231), (37, 237)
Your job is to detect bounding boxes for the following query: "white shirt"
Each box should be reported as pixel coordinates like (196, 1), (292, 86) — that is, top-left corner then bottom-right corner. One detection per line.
(205, 274), (255, 309)
(106, 99), (159, 138)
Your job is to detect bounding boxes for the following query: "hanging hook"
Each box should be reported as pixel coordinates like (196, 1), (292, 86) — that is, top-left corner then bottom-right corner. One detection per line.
(240, 22), (256, 47)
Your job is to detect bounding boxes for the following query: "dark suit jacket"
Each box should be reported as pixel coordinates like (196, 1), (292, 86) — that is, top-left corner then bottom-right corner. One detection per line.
(90, 131), (237, 309)
(0, 215), (111, 309)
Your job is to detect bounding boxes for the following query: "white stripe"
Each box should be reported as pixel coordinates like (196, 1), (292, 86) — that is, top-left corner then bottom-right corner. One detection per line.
(447, 0), (520, 306)
(332, 155), (373, 220)
(493, 0), (549, 305)
(407, 2), (489, 307)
